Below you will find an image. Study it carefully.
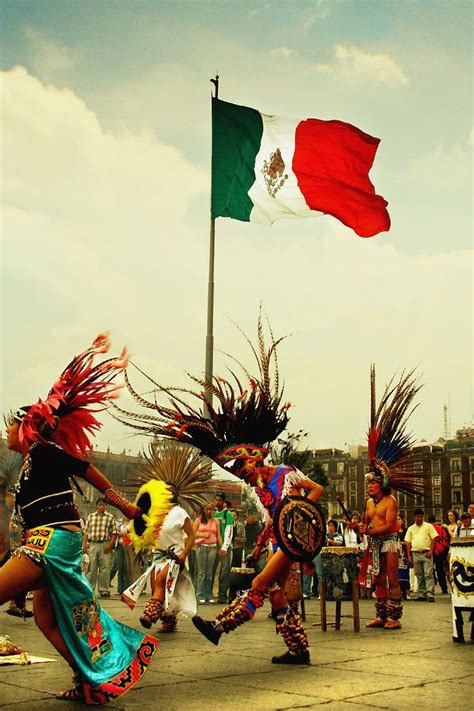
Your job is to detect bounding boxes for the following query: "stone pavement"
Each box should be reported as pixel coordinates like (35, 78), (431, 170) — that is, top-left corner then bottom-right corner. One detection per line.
(0, 594), (472, 710)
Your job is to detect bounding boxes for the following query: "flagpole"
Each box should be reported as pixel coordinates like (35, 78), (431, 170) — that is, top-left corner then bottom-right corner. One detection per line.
(204, 74), (219, 417)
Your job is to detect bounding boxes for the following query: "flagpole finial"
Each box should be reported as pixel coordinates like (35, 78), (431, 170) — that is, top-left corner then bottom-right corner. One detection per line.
(210, 74), (219, 99)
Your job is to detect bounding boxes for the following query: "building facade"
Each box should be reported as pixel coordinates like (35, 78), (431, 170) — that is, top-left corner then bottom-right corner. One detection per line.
(313, 427), (474, 524)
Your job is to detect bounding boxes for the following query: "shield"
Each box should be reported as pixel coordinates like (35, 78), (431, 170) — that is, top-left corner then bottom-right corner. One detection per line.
(273, 496), (326, 563)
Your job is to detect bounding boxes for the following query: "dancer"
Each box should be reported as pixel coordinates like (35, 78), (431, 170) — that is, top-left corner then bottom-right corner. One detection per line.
(114, 312), (326, 664)
(121, 439), (214, 633)
(0, 333), (158, 705)
(356, 365), (423, 630)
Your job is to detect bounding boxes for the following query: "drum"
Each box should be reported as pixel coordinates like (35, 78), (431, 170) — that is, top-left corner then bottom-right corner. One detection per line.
(449, 537), (474, 643)
(320, 547), (359, 601)
(229, 566), (255, 600)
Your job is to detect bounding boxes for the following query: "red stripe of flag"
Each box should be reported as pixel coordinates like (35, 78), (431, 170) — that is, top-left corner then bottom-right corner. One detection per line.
(293, 119), (391, 238)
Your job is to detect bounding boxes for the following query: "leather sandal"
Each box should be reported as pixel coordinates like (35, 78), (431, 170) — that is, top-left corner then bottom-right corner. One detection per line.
(56, 687), (85, 702)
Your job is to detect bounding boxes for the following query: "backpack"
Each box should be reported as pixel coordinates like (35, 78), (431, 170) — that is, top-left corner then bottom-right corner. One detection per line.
(434, 524), (449, 555)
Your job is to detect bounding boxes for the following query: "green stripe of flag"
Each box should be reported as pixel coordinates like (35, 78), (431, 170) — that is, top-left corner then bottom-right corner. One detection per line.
(211, 98), (263, 221)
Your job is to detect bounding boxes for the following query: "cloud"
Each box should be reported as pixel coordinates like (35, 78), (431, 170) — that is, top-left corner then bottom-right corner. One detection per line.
(301, 0), (336, 29)
(1, 66), (207, 431)
(328, 44), (410, 86)
(406, 140), (471, 191)
(1, 66), (471, 455)
(271, 47), (298, 59)
(24, 26), (79, 77)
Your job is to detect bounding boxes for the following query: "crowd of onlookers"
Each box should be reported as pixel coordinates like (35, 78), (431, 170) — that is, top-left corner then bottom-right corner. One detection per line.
(1, 466), (473, 613)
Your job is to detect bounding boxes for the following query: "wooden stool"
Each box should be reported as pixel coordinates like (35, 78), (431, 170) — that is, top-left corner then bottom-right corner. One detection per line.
(319, 579), (360, 632)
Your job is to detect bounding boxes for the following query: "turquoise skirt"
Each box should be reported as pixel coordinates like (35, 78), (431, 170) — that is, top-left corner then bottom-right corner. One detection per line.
(20, 527), (158, 705)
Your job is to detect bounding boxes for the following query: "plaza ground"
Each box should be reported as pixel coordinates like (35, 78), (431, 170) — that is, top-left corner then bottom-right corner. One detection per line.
(0, 593), (472, 710)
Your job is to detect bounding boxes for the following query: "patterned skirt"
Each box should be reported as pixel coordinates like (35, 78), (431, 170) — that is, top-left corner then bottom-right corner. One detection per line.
(17, 527), (158, 705)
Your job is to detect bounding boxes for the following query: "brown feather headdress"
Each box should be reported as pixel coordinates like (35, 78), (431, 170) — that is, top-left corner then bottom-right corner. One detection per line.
(112, 309), (291, 471)
(136, 439), (215, 514)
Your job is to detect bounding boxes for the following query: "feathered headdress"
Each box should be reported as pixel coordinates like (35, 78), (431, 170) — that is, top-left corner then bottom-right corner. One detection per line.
(137, 439), (215, 513)
(11, 332), (128, 458)
(113, 310), (291, 475)
(128, 438), (215, 553)
(367, 365), (423, 497)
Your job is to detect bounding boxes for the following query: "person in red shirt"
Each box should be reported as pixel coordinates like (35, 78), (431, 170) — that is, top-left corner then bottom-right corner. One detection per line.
(427, 514), (449, 593)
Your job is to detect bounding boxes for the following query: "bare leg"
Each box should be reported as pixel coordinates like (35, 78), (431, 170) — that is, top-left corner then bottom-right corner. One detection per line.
(0, 553), (45, 604)
(0, 556), (82, 699)
(366, 555), (389, 628)
(140, 564), (169, 628)
(385, 551), (403, 629)
(33, 587), (75, 666)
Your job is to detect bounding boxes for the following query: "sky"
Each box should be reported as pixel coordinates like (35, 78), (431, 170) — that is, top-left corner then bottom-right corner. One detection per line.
(1, 0), (472, 456)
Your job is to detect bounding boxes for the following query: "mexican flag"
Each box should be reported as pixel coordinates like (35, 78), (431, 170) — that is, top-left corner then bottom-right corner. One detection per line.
(211, 98), (390, 238)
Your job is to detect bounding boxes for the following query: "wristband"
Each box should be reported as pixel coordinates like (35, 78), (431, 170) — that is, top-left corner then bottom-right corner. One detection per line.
(104, 487), (130, 512)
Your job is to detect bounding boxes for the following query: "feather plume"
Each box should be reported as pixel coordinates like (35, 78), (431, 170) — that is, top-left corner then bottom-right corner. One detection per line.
(17, 333), (128, 458)
(115, 310), (290, 462)
(368, 366), (424, 497)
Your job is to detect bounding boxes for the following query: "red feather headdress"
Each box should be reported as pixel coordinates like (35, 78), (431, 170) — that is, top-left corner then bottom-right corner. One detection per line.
(14, 332), (128, 458)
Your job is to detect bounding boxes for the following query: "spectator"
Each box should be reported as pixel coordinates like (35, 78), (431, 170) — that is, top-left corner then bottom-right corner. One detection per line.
(456, 512), (474, 537)
(427, 514), (449, 594)
(231, 510), (247, 567)
(212, 493), (234, 603)
(326, 520), (344, 546)
(446, 509), (459, 539)
(344, 511), (365, 549)
(468, 502), (474, 524)
(397, 514), (410, 601)
(194, 503), (222, 603)
(244, 512), (265, 574)
(83, 497), (116, 597)
(405, 508), (438, 602)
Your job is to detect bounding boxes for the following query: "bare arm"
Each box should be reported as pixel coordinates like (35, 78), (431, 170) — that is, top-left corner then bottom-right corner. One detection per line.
(178, 517), (196, 565)
(83, 464), (141, 518)
(299, 477), (325, 504)
(216, 520), (223, 548)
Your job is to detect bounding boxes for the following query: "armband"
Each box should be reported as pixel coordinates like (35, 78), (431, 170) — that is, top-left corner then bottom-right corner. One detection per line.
(104, 487), (129, 512)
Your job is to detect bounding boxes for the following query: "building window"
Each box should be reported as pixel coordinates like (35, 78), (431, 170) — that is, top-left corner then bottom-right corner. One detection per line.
(415, 494), (423, 506)
(321, 463), (329, 474)
(434, 508), (443, 521)
(349, 467), (357, 480)
(337, 462), (345, 476)
(433, 489), (441, 505)
(432, 460), (440, 475)
(349, 481), (357, 493)
(335, 480), (346, 494)
(470, 458), (474, 471)
(452, 490), (462, 504)
(452, 473), (462, 488)
(350, 497), (357, 511)
(451, 459), (461, 472)
(398, 493), (406, 506)
(432, 475), (441, 487)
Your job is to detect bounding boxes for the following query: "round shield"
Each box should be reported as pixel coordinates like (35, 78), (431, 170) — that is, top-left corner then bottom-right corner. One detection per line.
(273, 496), (326, 563)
